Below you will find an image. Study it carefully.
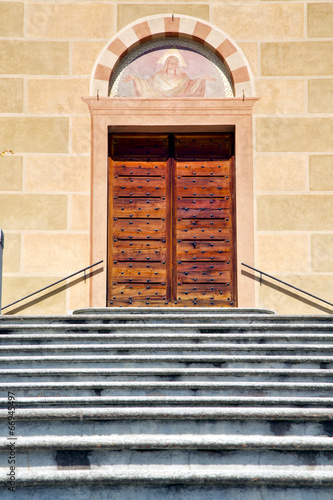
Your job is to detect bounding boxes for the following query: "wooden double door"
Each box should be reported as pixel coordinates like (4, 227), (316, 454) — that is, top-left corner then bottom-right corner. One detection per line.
(108, 134), (236, 307)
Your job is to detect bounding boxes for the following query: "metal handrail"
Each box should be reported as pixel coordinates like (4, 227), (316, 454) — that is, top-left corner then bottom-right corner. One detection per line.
(242, 263), (333, 308)
(1, 260), (103, 311)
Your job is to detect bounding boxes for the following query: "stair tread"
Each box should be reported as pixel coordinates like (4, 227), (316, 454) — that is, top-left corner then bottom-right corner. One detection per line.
(2, 434), (333, 450)
(3, 395), (333, 406)
(2, 343), (333, 350)
(2, 406), (333, 420)
(2, 381), (333, 389)
(2, 367), (333, 375)
(0, 323), (332, 330)
(2, 464), (333, 486)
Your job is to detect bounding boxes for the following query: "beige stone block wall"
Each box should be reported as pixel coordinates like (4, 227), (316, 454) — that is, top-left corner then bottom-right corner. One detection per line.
(0, 0), (332, 315)
(310, 156), (333, 191)
(0, 156), (23, 191)
(0, 2), (24, 37)
(0, 1), (92, 315)
(243, 1), (332, 314)
(0, 79), (24, 113)
(311, 235), (333, 272)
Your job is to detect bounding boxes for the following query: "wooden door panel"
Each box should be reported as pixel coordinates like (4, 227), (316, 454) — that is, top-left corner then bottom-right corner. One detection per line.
(178, 270), (232, 284)
(177, 243), (231, 261)
(177, 219), (231, 235)
(177, 198), (230, 209)
(177, 208), (230, 219)
(111, 284), (167, 298)
(174, 134), (236, 307)
(113, 243), (166, 262)
(174, 135), (233, 160)
(108, 135), (169, 307)
(113, 263), (167, 282)
(177, 176), (230, 189)
(113, 219), (166, 239)
(113, 200), (167, 218)
(177, 227), (231, 240)
(177, 187), (230, 197)
(177, 162), (231, 176)
(111, 135), (169, 160)
(113, 177), (166, 196)
(113, 162), (166, 176)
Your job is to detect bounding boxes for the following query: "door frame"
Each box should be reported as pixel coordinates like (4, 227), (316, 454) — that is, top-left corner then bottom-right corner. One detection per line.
(83, 97), (257, 307)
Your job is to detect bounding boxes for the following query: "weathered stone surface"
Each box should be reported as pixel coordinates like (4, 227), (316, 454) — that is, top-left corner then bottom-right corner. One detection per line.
(310, 155), (333, 191)
(0, 118), (69, 154)
(0, 41), (69, 75)
(0, 155), (23, 191)
(0, 78), (24, 113)
(308, 80), (333, 113)
(26, 157), (90, 193)
(27, 79), (89, 114)
(259, 275), (333, 315)
(2, 233), (21, 273)
(256, 118), (333, 152)
(2, 277), (66, 315)
(0, 2), (24, 36)
(117, 5), (209, 30)
(23, 233), (90, 273)
(213, 3), (303, 40)
(255, 80), (305, 114)
(256, 155), (306, 192)
(311, 234), (333, 272)
(72, 117), (91, 154)
(257, 195), (333, 231)
(308, 3), (333, 38)
(0, 194), (67, 230)
(71, 195), (90, 230)
(26, 3), (115, 39)
(257, 234), (308, 273)
(72, 42), (105, 75)
(261, 42), (333, 76)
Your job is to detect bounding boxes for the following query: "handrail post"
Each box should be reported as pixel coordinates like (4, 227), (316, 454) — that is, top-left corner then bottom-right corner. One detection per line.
(0, 230), (4, 314)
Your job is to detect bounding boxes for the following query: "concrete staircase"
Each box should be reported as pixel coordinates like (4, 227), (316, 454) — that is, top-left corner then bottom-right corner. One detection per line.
(1, 307), (333, 499)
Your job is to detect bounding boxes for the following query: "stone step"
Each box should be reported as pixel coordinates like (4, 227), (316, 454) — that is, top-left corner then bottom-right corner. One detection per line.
(2, 434), (333, 469)
(2, 395), (333, 408)
(1, 332), (333, 344)
(1, 342), (333, 356)
(2, 354), (333, 370)
(4, 433), (333, 451)
(2, 465), (333, 489)
(2, 406), (333, 421)
(2, 367), (333, 382)
(2, 475), (333, 500)
(2, 414), (332, 438)
(0, 322), (332, 334)
(2, 381), (333, 398)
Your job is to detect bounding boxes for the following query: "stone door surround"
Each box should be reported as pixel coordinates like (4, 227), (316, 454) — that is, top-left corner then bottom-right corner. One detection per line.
(83, 14), (257, 308)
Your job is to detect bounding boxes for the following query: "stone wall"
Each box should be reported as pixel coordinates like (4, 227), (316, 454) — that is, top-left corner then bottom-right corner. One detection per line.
(0, 1), (332, 314)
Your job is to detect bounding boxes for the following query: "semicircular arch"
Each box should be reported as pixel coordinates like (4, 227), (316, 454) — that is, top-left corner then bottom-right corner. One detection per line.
(90, 14), (255, 98)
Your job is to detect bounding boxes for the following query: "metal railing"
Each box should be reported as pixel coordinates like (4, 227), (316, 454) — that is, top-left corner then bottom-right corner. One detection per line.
(242, 263), (333, 308)
(1, 260), (103, 312)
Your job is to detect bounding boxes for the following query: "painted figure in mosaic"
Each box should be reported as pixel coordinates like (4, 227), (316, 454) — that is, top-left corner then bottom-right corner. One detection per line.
(123, 55), (216, 98)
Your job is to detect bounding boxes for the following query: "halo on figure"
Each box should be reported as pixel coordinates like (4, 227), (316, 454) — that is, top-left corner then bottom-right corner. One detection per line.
(157, 48), (187, 67)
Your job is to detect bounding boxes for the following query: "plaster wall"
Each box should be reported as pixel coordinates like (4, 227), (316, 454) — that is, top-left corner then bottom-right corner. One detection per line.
(0, 1), (332, 314)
